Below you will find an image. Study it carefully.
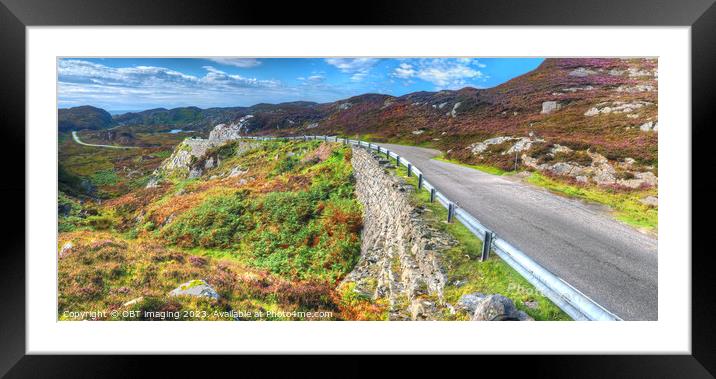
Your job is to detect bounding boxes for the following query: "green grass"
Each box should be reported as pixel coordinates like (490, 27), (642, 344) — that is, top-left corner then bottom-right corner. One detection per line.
(389, 161), (570, 321)
(434, 155), (509, 176)
(345, 133), (436, 148)
(526, 172), (657, 231)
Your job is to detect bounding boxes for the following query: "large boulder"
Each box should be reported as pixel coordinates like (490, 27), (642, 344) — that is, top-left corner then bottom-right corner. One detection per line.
(471, 294), (533, 321)
(456, 292), (486, 313)
(169, 280), (219, 300)
(541, 101), (561, 114)
(456, 292), (532, 321)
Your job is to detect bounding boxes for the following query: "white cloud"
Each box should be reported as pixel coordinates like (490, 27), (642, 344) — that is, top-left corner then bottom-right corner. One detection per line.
(58, 60), (279, 93)
(207, 58), (262, 68)
(57, 59), (353, 109)
(391, 58), (486, 89)
(325, 58), (379, 81)
(394, 63), (417, 79)
(306, 75), (325, 83)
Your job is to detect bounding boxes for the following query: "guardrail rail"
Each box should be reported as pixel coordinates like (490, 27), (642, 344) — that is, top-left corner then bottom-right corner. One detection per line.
(243, 135), (622, 321)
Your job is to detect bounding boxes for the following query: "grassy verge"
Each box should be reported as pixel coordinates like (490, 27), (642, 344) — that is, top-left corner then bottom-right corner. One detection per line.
(526, 172), (657, 231)
(388, 160), (570, 321)
(433, 155), (510, 176)
(342, 133), (437, 148)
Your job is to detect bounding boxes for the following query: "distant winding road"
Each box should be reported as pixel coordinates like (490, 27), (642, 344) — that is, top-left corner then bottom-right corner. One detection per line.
(380, 143), (657, 321)
(71, 131), (137, 149)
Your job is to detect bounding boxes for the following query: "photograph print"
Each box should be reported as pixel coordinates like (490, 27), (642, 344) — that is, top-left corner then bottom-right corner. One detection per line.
(57, 57), (658, 321)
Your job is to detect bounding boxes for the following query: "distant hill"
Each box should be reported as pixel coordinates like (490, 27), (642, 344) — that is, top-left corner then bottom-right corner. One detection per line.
(111, 102), (324, 131)
(58, 106), (115, 131)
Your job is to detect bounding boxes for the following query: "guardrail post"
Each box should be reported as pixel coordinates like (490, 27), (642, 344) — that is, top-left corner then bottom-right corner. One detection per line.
(418, 174), (423, 189)
(407, 163), (412, 177)
(386, 150), (390, 158)
(447, 203), (455, 223)
(368, 142), (372, 150)
(430, 188), (436, 203)
(480, 232), (494, 261)
(324, 135), (327, 141)
(396, 155), (400, 166)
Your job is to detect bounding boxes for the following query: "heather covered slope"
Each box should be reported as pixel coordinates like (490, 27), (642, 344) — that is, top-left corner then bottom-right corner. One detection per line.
(299, 58), (658, 172)
(58, 141), (371, 320)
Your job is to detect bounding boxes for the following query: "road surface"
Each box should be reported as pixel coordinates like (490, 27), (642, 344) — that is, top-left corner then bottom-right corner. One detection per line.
(71, 131), (137, 149)
(380, 143), (657, 320)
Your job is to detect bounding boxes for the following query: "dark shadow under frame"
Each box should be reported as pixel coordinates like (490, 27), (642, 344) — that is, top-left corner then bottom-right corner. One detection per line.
(1, 0), (714, 377)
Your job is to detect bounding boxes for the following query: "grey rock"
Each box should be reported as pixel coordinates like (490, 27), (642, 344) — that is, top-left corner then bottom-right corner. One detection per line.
(169, 280), (220, 300)
(145, 177), (160, 188)
(541, 101), (561, 114)
(204, 156), (216, 169)
(636, 172), (658, 185)
(639, 121), (658, 132)
(188, 167), (203, 178)
(568, 67), (596, 77)
(456, 292), (487, 313)
(471, 294), (534, 321)
(228, 166), (248, 178)
(640, 196), (658, 207)
(450, 102), (461, 117)
(549, 162), (581, 176)
(59, 241), (73, 259)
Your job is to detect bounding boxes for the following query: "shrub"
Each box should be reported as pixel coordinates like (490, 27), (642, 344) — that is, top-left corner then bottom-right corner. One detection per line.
(161, 191), (251, 248)
(91, 169), (119, 186)
(272, 155), (299, 175)
(85, 215), (114, 230)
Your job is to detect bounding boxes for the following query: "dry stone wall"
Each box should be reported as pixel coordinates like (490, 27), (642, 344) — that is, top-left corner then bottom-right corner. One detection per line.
(345, 147), (456, 320)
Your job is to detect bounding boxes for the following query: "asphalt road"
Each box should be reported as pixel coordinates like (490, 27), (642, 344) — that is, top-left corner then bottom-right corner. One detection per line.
(72, 131), (137, 149)
(380, 143), (657, 320)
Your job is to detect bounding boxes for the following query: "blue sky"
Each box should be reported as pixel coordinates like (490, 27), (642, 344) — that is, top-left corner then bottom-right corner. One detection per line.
(57, 57), (544, 111)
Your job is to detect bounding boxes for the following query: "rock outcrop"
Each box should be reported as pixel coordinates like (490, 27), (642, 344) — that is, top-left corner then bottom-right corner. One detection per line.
(147, 121), (259, 185)
(541, 101), (561, 114)
(208, 115), (254, 142)
(468, 135), (658, 189)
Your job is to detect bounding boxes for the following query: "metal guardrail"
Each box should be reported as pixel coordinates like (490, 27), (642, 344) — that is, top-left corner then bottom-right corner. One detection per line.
(244, 135), (622, 321)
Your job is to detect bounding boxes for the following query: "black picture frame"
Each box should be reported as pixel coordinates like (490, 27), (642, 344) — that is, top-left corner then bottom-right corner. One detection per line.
(1, 0), (714, 377)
